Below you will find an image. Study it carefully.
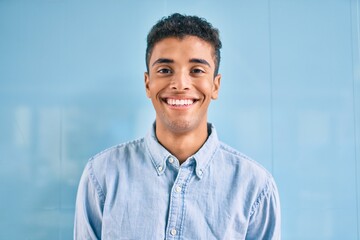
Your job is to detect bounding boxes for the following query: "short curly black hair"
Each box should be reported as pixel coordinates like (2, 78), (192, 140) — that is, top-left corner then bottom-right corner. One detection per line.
(146, 13), (222, 76)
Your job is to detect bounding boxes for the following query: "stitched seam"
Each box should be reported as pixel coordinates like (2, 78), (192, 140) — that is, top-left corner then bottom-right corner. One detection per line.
(88, 160), (106, 205)
(249, 178), (271, 217)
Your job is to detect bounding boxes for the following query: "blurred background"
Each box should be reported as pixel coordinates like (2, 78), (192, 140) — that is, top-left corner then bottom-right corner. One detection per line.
(0, 0), (359, 239)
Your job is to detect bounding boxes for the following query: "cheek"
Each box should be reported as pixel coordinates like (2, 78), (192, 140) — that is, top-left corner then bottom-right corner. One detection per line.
(197, 80), (215, 95)
(148, 81), (166, 99)
(147, 81), (157, 93)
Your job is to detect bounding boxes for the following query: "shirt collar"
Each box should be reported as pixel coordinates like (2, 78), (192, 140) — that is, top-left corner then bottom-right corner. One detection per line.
(144, 122), (220, 179)
(192, 123), (220, 178)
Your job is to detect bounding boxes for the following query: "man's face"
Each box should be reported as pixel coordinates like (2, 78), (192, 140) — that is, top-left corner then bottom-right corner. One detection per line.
(145, 36), (221, 135)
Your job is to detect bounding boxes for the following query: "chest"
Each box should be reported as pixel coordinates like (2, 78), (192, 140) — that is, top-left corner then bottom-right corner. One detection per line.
(100, 165), (251, 239)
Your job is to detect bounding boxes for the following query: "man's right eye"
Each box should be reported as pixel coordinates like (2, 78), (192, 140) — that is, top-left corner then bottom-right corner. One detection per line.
(157, 68), (172, 74)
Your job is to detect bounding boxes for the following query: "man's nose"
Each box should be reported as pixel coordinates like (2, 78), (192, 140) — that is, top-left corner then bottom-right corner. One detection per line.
(170, 72), (190, 90)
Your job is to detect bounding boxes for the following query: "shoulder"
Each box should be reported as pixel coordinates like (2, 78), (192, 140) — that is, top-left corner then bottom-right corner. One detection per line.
(85, 137), (146, 183)
(215, 142), (277, 201)
(90, 137), (145, 166)
(217, 141), (272, 178)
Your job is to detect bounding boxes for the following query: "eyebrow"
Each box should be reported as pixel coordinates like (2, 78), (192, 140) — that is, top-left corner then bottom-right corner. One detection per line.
(189, 58), (211, 67)
(152, 58), (174, 67)
(151, 57), (211, 67)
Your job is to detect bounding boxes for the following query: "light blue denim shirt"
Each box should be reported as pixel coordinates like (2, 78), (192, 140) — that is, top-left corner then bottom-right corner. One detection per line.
(74, 123), (281, 239)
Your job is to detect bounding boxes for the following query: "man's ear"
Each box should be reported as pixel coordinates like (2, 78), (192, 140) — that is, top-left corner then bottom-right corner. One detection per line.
(211, 74), (221, 100)
(144, 72), (151, 98)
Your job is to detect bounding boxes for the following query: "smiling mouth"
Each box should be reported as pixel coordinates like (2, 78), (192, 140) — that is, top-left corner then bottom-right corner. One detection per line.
(163, 98), (197, 107)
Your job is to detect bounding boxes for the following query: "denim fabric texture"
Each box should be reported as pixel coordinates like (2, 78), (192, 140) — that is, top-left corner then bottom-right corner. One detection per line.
(74, 123), (281, 239)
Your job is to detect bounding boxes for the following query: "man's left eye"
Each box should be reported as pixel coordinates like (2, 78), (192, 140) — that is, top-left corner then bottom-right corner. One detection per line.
(191, 69), (205, 74)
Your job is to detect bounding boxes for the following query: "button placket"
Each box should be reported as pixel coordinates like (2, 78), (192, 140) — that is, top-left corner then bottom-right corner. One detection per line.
(166, 166), (193, 239)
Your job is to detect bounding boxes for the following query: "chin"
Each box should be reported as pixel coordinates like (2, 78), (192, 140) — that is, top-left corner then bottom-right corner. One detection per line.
(157, 112), (205, 134)
(168, 119), (193, 132)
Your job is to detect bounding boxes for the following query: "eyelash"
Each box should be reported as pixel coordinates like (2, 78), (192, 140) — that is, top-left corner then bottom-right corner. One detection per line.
(157, 68), (172, 74)
(191, 68), (205, 74)
(156, 68), (205, 74)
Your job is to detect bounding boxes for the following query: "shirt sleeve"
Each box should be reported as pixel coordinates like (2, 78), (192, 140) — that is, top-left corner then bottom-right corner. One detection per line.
(245, 176), (281, 240)
(74, 160), (105, 240)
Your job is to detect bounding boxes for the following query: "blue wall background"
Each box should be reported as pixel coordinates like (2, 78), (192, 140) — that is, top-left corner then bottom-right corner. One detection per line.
(1, 0), (359, 239)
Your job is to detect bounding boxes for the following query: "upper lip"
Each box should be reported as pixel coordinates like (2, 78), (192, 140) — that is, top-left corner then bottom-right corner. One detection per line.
(160, 94), (199, 100)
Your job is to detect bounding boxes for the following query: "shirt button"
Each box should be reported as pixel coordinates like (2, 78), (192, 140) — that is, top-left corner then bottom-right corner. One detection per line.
(170, 228), (177, 236)
(169, 157), (174, 163)
(198, 169), (203, 176)
(175, 185), (182, 193)
(158, 166), (163, 172)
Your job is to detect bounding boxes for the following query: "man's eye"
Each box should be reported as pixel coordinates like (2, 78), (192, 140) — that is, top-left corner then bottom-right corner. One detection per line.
(191, 68), (205, 74)
(158, 68), (172, 74)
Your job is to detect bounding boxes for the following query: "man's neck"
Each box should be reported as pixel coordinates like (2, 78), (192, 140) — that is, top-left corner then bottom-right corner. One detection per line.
(155, 123), (209, 164)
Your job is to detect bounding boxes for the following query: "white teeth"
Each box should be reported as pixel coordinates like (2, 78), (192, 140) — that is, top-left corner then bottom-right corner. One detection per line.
(166, 99), (194, 106)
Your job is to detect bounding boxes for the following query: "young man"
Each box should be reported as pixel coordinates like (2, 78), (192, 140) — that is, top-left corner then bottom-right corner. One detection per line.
(74, 13), (281, 239)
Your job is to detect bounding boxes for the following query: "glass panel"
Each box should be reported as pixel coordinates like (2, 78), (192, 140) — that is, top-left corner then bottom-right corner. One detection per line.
(0, 0), (359, 239)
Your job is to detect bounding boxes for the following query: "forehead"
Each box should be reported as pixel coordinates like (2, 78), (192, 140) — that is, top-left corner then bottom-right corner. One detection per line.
(150, 36), (215, 64)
